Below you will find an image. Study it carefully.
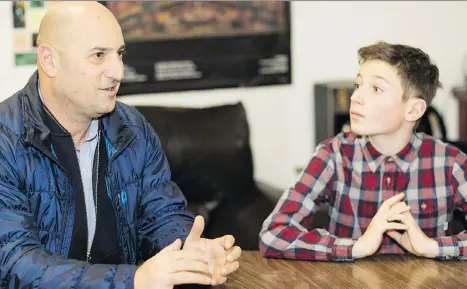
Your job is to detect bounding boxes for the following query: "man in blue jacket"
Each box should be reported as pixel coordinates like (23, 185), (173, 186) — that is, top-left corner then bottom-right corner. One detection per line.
(0, 2), (241, 288)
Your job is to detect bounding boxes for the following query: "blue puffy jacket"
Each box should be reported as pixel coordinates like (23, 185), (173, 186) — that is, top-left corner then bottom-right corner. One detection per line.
(0, 72), (195, 288)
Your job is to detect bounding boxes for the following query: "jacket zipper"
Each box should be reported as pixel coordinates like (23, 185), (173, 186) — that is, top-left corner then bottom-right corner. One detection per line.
(86, 131), (101, 262)
(105, 169), (129, 264)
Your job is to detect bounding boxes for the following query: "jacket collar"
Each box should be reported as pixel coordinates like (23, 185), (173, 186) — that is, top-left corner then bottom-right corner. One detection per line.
(22, 71), (135, 159)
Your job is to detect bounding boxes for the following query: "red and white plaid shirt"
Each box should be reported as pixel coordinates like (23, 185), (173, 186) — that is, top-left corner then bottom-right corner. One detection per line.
(259, 132), (467, 261)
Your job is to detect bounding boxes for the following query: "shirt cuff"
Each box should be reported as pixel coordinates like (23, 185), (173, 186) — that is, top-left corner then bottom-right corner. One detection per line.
(332, 238), (357, 261)
(436, 236), (460, 260)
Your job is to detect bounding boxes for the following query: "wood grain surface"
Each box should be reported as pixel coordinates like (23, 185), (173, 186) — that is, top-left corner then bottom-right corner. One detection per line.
(218, 251), (467, 289)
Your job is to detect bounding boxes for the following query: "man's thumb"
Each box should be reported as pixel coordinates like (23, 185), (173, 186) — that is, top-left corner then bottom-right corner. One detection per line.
(186, 215), (205, 243)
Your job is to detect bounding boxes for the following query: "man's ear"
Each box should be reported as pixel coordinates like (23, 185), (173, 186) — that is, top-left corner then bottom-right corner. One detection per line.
(405, 98), (427, 122)
(37, 44), (59, 78)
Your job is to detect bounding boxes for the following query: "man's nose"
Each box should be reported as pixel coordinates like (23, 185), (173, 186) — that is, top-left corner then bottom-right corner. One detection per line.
(105, 55), (124, 82)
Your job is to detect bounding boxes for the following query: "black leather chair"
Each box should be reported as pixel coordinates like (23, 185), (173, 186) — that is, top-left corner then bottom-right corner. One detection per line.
(134, 102), (279, 250)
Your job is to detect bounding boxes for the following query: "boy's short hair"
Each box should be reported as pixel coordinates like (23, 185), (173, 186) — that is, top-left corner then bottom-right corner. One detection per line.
(357, 41), (442, 106)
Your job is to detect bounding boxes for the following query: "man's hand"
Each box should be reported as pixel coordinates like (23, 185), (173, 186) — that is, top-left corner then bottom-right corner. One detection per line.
(352, 193), (411, 259)
(134, 238), (212, 289)
(386, 208), (439, 258)
(183, 216), (242, 285)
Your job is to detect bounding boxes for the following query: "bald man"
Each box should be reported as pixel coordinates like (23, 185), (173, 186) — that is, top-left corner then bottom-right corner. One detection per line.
(0, 2), (241, 288)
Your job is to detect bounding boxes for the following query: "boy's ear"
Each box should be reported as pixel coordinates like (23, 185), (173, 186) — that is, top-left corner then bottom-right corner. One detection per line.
(405, 98), (427, 122)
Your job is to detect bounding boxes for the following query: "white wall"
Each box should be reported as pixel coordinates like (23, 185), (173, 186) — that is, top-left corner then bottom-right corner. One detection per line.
(1, 1), (467, 194)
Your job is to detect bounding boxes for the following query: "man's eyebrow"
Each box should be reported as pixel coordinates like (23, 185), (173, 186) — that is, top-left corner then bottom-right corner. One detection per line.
(88, 45), (126, 52)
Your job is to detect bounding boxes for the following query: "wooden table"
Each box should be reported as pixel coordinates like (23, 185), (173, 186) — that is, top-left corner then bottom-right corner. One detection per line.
(218, 251), (467, 289)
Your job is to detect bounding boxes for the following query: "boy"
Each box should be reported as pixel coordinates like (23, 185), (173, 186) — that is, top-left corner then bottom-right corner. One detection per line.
(259, 41), (467, 261)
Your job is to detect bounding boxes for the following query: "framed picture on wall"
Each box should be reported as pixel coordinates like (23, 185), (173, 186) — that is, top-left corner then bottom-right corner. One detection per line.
(101, 1), (292, 96)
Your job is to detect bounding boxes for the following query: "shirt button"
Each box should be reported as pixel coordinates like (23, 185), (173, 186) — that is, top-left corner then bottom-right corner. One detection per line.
(386, 177), (391, 184)
(421, 203), (427, 210)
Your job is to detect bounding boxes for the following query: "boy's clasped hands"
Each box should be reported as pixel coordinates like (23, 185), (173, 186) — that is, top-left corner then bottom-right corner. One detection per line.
(352, 192), (439, 259)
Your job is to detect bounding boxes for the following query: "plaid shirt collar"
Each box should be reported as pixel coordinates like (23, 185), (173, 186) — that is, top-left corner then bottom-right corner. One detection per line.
(359, 132), (423, 173)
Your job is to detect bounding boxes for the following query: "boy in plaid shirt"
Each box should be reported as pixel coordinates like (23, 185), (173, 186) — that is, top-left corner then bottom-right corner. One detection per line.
(259, 41), (467, 261)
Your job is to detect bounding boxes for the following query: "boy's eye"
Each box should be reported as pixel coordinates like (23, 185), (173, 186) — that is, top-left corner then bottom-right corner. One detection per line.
(374, 86), (383, 92)
(354, 83), (360, 89)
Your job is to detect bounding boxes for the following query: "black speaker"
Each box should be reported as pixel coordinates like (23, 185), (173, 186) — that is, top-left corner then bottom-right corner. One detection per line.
(314, 81), (354, 147)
